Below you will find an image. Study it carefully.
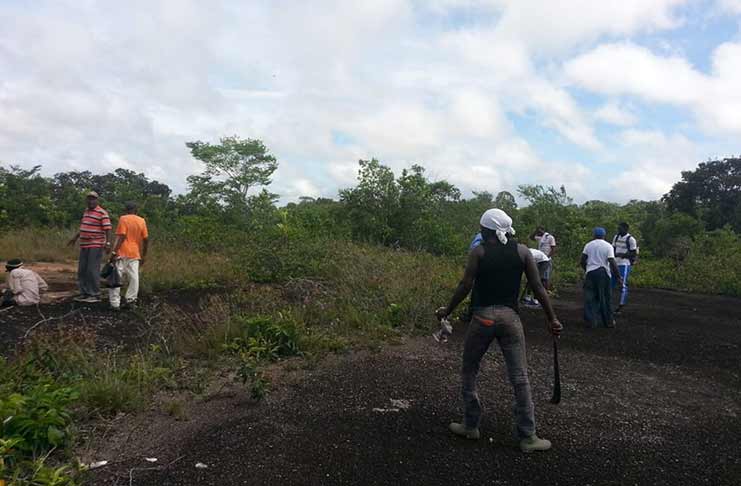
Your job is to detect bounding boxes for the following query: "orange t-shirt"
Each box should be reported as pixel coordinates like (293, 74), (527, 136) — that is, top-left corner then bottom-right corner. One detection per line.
(115, 214), (148, 259)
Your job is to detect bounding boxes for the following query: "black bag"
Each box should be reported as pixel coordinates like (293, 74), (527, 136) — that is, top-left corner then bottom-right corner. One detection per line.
(100, 262), (122, 288)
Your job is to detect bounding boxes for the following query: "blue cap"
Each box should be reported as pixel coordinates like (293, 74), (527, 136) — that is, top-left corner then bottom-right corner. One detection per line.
(593, 227), (606, 238)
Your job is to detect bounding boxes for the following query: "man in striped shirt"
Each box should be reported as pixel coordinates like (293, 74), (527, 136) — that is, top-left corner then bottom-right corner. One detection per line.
(67, 191), (113, 302)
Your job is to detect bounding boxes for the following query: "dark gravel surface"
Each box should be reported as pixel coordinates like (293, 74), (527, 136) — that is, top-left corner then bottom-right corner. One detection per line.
(81, 286), (741, 486)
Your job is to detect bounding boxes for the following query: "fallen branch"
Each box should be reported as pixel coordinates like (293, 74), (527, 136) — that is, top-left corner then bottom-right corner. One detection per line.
(128, 455), (185, 486)
(23, 309), (81, 339)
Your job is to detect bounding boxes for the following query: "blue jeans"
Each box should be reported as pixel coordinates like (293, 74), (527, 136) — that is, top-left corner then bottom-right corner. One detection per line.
(611, 265), (631, 306)
(462, 306), (536, 438)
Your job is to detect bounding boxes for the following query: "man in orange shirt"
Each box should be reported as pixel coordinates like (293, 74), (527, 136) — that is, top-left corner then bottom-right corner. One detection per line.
(109, 202), (149, 310)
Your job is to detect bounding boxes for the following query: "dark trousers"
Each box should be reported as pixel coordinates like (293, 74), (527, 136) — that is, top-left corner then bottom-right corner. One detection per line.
(584, 268), (613, 327)
(1, 289), (15, 307)
(78, 247), (103, 297)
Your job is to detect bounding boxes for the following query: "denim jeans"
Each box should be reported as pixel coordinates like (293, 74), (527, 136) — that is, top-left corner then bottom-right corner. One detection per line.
(611, 264), (631, 306)
(462, 305), (536, 439)
(584, 267), (613, 327)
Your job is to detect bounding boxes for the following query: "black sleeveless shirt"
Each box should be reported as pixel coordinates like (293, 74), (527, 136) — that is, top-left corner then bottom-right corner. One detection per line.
(471, 238), (525, 311)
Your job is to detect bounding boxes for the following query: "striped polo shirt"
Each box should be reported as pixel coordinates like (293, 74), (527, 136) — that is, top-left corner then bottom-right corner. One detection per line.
(79, 206), (112, 249)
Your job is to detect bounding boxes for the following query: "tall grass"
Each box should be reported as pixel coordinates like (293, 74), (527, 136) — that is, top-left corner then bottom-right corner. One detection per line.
(0, 228), (77, 262)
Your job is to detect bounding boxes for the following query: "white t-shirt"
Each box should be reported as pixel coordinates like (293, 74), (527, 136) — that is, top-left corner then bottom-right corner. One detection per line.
(612, 233), (638, 267)
(529, 248), (551, 263)
(536, 233), (556, 256)
(582, 239), (615, 276)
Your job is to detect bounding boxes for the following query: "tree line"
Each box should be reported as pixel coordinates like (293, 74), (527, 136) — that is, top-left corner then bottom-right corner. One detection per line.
(1, 137), (740, 262)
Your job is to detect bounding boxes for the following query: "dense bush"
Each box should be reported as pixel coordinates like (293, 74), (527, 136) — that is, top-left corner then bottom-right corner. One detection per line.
(3, 149), (741, 296)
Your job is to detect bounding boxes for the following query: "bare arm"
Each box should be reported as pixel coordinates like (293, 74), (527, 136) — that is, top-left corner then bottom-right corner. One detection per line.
(105, 229), (113, 251)
(141, 238), (149, 265)
(580, 253), (588, 271)
(67, 232), (80, 246)
(110, 234), (125, 262)
(112, 234), (125, 254)
(609, 258), (623, 285)
(438, 246), (482, 318)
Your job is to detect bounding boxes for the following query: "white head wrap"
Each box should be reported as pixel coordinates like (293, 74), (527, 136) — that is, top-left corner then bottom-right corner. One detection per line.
(479, 208), (516, 244)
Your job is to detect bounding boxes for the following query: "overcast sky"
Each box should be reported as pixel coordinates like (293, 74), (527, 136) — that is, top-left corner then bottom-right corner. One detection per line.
(1, 0), (740, 203)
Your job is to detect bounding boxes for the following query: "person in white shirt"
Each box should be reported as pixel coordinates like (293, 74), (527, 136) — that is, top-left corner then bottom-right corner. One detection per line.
(611, 222), (638, 314)
(2, 259), (48, 307)
(580, 228), (623, 328)
(530, 227), (556, 289)
(521, 249), (551, 307)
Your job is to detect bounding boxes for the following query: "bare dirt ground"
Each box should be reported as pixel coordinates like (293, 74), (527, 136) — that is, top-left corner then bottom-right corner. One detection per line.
(1, 271), (740, 485)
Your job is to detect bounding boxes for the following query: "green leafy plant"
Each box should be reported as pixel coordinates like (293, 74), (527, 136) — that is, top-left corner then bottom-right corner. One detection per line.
(0, 385), (78, 457)
(223, 315), (302, 362)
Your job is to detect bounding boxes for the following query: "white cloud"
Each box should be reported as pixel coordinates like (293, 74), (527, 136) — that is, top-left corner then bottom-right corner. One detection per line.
(608, 129), (701, 200)
(0, 0), (732, 204)
(718, 0), (741, 13)
(565, 41), (741, 137)
(564, 43), (703, 104)
(424, 0), (689, 53)
(595, 101), (638, 126)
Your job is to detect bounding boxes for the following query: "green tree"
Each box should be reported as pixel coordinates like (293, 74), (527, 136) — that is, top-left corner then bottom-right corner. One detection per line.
(663, 157), (741, 231)
(0, 165), (57, 228)
(48, 169), (173, 226)
(185, 136), (278, 213)
(517, 184), (581, 256)
(339, 159), (399, 244)
(494, 191), (518, 214)
(651, 212), (704, 259)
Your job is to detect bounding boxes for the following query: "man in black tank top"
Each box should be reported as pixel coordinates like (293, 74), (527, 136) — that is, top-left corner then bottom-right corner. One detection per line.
(436, 209), (563, 453)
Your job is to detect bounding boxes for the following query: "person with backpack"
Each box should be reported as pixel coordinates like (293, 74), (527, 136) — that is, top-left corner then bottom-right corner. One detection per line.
(612, 222), (638, 314)
(436, 209), (562, 453)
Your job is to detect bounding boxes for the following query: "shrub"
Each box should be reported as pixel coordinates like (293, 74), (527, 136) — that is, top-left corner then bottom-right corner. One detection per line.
(0, 385), (78, 457)
(224, 315), (302, 362)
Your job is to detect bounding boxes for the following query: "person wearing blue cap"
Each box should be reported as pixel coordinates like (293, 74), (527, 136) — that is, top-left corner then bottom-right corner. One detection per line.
(581, 227), (623, 328)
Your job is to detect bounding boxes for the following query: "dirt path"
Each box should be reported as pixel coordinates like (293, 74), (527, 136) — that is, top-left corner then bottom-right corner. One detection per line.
(82, 287), (741, 486)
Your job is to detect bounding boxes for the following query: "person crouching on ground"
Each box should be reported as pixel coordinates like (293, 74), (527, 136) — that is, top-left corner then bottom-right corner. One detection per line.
(435, 209), (563, 453)
(521, 248), (551, 307)
(2, 259), (48, 307)
(109, 201), (149, 310)
(67, 191), (113, 303)
(581, 227), (623, 328)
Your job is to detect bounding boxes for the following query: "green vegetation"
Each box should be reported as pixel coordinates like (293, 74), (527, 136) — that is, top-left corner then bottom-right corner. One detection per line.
(1, 138), (739, 484)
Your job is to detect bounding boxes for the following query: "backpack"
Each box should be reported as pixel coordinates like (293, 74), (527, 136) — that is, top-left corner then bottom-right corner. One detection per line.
(613, 233), (638, 263)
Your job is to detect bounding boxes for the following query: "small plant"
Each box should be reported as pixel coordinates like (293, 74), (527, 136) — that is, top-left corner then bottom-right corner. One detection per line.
(223, 315), (302, 362)
(163, 400), (189, 421)
(235, 355), (270, 401)
(0, 385), (79, 457)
